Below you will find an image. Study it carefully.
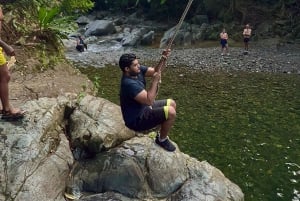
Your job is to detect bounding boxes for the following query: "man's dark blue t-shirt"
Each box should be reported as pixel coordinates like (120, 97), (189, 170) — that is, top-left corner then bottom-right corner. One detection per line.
(120, 66), (148, 128)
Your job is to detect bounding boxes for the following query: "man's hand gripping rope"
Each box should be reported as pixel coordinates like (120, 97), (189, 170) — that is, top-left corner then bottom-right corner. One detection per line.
(154, 0), (193, 86)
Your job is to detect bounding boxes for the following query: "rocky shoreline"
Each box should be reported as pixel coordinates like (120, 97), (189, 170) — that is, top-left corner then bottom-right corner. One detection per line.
(65, 11), (300, 75)
(65, 40), (300, 74)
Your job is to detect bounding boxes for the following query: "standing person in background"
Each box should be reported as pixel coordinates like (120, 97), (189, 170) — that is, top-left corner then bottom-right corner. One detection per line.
(220, 28), (229, 56)
(243, 24), (252, 52)
(0, 6), (25, 120)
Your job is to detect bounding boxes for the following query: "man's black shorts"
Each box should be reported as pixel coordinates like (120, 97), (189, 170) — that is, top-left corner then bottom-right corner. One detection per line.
(244, 38), (250, 43)
(129, 99), (171, 132)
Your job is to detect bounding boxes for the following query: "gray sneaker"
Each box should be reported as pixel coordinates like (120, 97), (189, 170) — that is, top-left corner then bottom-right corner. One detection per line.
(155, 136), (176, 152)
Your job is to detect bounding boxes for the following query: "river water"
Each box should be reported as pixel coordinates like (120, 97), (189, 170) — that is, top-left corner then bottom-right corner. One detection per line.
(65, 40), (300, 201)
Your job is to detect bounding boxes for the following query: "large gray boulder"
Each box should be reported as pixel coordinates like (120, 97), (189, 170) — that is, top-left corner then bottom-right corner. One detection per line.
(0, 94), (244, 201)
(69, 95), (135, 158)
(121, 27), (149, 47)
(0, 95), (76, 201)
(66, 136), (243, 201)
(84, 20), (116, 36)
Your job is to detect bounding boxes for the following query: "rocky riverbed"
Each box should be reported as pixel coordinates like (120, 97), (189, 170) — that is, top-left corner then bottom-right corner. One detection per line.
(64, 39), (300, 74)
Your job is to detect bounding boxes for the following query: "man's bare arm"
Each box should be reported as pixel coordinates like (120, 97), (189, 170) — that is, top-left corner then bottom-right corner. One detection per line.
(134, 72), (161, 105)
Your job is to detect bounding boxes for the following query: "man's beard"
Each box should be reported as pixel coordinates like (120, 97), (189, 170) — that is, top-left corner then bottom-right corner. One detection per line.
(129, 71), (139, 77)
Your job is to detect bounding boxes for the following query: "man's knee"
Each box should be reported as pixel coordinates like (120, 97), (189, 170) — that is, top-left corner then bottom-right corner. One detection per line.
(168, 106), (176, 120)
(169, 99), (176, 109)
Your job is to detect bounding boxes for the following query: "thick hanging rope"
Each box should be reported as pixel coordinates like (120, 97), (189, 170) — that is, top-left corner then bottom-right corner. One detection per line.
(155, 0), (194, 90)
(156, 0), (194, 74)
(166, 0), (194, 50)
(154, 0), (193, 98)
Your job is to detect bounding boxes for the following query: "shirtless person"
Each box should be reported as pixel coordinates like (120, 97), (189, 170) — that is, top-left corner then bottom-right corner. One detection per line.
(243, 24), (252, 52)
(220, 28), (229, 56)
(0, 6), (25, 120)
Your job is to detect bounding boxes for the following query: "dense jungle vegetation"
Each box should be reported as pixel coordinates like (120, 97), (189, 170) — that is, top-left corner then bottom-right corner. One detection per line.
(0, 0), (299, 54)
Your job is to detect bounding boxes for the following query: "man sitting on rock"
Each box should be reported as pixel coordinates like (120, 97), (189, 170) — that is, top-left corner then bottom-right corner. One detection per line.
(118, 49), (177, 152)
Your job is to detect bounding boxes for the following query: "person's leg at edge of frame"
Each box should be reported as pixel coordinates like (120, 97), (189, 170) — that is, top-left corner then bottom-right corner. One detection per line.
(0, 62), (11, 112)
(0, 50), (24, 117)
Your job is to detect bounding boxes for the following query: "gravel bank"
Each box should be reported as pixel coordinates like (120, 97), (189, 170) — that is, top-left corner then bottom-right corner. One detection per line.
(65, 41), (300, 74)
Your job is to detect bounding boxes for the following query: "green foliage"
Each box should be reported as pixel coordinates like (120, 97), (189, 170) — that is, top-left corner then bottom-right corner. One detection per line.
(92, 75), (101, 95)
(94, 0), (184, 18)
(60, 0), (94, 14)
(38, 7), (60, 31)
(47, 16), (78, 37)
(203, 0), (230, 20)
(6, 0), (93, 41)
(36, 6), (77, 55)
(145, 0), (194, 21)
(4, 0), (94, 69)
(286, 0), (299, 4)
(94, 0), (139, 11)
(9, 0), (58, 18)
(77, 92), (86, 103)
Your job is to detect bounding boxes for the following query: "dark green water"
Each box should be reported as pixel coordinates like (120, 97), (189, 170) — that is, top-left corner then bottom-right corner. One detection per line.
(78, 65), (300, 201)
